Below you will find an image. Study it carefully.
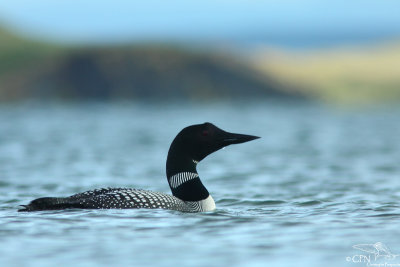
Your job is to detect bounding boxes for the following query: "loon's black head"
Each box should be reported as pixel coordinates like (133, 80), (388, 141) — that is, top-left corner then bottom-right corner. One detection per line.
(166, 122), (259, 201)
(166, 122), (259, 176)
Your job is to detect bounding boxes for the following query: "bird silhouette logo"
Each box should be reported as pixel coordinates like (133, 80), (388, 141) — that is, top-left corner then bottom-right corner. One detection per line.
(353, 242), (399, 261)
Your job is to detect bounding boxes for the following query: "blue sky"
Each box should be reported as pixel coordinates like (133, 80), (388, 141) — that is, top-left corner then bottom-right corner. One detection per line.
(0, 0), (399, 47)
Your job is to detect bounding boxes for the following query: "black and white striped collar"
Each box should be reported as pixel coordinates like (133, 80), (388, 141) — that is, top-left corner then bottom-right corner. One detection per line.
(169, 172), (199, 188)
(168, 171), (209, 202)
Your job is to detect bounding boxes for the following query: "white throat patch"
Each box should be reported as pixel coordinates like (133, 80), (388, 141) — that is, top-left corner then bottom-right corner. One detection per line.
(185, 195), (216, 212)
(197, 195), (216, 212)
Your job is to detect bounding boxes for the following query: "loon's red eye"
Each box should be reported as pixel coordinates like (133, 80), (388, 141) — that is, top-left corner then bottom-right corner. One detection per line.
(202, 130), (209, 136)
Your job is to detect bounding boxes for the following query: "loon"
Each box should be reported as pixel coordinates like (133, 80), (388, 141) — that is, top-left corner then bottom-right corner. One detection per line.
(18, 122), (259, 213)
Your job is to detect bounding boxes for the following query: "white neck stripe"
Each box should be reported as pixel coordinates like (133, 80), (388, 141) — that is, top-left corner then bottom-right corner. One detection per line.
(169, 172), (199, 188)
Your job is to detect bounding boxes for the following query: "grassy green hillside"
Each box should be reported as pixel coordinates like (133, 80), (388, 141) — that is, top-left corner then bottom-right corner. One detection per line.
(0, 28), (62, 74)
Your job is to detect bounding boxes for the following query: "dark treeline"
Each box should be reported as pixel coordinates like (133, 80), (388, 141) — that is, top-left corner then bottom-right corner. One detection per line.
(0, 28), (301, 101)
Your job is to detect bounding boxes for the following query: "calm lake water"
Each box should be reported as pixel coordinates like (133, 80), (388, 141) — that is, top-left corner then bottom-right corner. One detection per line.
(1, 101), (400, 267)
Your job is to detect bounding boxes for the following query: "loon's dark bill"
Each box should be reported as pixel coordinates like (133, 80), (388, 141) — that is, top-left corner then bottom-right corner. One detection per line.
(221, 132), (260, 146)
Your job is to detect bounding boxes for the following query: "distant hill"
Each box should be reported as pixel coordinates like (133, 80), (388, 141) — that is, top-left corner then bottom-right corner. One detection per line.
(0, 28), (299, 101)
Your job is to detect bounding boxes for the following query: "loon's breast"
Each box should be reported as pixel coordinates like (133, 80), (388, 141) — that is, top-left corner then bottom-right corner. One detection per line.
(71, 188), (215, 212)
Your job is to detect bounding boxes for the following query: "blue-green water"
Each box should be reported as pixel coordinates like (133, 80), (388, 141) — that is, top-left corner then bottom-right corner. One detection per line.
(1, 101), (400, 267)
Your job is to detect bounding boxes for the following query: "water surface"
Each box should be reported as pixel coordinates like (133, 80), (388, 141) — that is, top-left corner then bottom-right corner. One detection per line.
(1, 101), (400, 267)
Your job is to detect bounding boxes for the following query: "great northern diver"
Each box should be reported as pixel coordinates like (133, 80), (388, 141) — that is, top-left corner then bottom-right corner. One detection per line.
(19, 123), (259, 212)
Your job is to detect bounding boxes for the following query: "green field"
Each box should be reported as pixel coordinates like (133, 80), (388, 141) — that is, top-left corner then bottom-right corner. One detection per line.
(251, 43), (400, 105)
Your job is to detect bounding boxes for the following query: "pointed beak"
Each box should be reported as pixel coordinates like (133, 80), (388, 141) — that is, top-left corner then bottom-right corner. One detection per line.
(220, 132), (260, 146)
